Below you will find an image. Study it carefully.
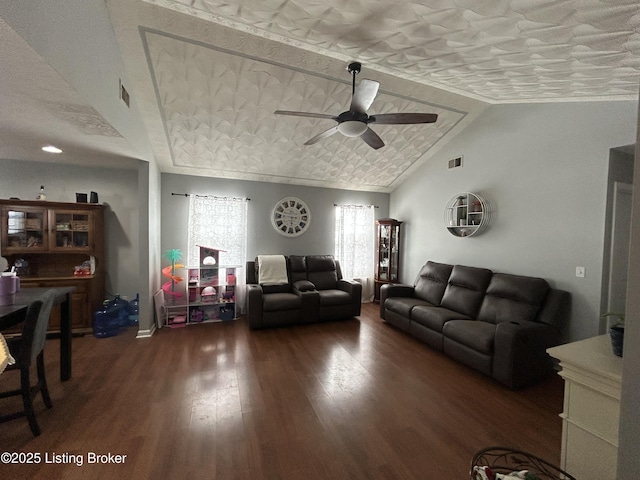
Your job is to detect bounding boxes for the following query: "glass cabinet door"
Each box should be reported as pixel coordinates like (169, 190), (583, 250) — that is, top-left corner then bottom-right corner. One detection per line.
(374, 218), (402, 302)
(49, 210), (94, 251)
(375, 219), (402, 282)
(1, 206), (48, 252)
(377, 224), (390, 280)
(389, 226), (399, 282)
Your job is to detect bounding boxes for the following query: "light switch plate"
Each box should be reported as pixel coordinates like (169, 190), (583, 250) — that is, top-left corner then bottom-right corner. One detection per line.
(576, 266), (585, 278)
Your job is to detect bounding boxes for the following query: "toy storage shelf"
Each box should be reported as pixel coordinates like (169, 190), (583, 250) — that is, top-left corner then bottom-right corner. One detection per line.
(159, 246), (238, 328)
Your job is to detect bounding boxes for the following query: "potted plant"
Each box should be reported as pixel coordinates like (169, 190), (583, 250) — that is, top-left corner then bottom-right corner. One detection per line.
(602, 312), (625, 357)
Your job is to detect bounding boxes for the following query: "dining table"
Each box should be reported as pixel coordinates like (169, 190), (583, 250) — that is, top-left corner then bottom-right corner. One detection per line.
(0, 286), (75, 381)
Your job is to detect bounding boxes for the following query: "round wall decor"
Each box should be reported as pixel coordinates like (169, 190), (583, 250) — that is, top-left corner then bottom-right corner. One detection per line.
(271, 197), (311, 237)
(444, 192), (490, 237)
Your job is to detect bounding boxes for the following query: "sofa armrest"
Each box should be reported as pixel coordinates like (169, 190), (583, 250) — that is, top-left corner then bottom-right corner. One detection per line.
(379, 283), (415, 318)
(492, 320), (561, 389)
(246, 284), (264, 330)
(292, 280), (316, 292)
(337, 279), (362, 316)
(286, 284), (319, 322)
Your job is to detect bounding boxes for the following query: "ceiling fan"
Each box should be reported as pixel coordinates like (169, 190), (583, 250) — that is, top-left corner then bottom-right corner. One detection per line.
(275, 62), (438, 150)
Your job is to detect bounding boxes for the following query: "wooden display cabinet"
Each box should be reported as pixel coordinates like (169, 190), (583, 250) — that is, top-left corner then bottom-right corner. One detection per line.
(0, 199), (105, 334)
(374, 218), (402, 303)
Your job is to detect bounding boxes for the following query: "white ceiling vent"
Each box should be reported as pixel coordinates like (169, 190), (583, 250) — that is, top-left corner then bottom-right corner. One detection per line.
(448, 156), (463, 169)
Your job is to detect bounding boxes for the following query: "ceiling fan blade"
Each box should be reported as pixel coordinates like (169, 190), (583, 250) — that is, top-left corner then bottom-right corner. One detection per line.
(360, 127), (385, 150)
(275, 110), (337, 120)
(369, 113), (438, 124)
(350, 79), (380, 114)
(304, 125), (340, 145)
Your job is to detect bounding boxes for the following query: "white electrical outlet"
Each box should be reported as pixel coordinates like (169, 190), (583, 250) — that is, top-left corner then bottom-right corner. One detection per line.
(576, 266), (585, 278)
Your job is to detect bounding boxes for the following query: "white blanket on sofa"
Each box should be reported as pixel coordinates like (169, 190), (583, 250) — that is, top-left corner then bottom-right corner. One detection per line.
(257, 255), (288, 285)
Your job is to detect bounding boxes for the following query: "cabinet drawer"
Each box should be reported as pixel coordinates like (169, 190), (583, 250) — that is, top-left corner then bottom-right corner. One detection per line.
(20, 279), (92, 332)
(564, 421), (617, 480)
(566, 382), (619, 444)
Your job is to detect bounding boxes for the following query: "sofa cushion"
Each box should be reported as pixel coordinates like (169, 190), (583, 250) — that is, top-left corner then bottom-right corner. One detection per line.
(443, 320), (496, 355)
(414, 261), (454, 305)
(385, 297), (433, 318)
(307, 255), (338, 290)
(318, 289), (352, 306)
(411, 305), (470, 332)
(478, 273), (550, 325)
(262, 292), (300, 312)
(289, 255), (308, 283)
(440, 265), (493, 318)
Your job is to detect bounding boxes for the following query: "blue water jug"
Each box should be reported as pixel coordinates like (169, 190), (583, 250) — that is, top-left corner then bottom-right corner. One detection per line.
(111, 294), (129, 327)
(128, 293), (139, 326)
(93, 300), (119, 338)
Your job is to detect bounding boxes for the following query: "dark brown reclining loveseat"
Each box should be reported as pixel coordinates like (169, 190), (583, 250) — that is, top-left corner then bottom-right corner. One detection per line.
(246, 255), (362, 329)
(380, 261), (570, 389)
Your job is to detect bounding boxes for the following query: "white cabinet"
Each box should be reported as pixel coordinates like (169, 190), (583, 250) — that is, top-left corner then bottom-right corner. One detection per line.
(547, 335), (622, 480)
(444, 192), (490, 237)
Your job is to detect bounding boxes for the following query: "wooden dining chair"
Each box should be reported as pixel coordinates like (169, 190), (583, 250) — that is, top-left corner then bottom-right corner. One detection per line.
(0, 290), (56, 436)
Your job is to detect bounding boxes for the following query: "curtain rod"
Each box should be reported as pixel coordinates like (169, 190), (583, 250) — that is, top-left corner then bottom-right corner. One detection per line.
(334, 203), (378, 208)
(172, 193), (250, 201)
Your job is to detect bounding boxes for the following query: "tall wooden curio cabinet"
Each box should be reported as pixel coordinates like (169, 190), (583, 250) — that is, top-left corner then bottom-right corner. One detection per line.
(374, 218), (402, 303)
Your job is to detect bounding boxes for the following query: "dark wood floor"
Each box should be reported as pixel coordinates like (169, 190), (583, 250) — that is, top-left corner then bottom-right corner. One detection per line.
(0, 303), (564, 479)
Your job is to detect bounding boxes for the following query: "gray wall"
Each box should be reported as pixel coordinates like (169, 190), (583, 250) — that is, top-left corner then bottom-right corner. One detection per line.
(0, 158), (141, 302)
(390, 101), (637, 342)
(161, 173), (390, 262)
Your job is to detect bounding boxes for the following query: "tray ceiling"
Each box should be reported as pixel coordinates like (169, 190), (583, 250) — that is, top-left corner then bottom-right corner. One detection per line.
(118, 0), (640, 191)
(2, 1), (638, 192)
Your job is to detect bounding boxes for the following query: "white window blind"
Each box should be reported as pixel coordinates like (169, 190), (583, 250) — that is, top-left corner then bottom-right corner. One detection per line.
(334, 204), (375, 302)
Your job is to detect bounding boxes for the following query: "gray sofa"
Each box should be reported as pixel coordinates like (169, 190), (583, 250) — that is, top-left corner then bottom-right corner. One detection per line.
(380, 261), (570, 389)
(246, 255), (362, 329)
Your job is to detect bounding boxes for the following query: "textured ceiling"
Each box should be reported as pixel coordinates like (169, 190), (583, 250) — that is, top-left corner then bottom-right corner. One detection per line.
(148, 0), (640, 101)
(126, 0), (639, 191)
(145, 31), (466, 190)
(1, 1), (638, 192)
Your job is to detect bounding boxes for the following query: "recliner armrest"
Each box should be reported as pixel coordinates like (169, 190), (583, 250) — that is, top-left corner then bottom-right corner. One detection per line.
(292, 280), (316, 292)
(337, 279), (359, 294)
(379, 283), (415, 318)
(492, 320), (561, 389)
(246, 284), (264, 330)
(337, 279), (362, 316)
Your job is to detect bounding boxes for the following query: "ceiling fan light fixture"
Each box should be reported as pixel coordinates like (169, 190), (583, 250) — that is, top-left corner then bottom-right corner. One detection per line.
(337, 121), (367, 137)
(42, 145), (63, 154)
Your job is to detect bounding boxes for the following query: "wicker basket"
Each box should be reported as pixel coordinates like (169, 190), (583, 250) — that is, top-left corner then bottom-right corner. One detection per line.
(470, 447), (576, 480)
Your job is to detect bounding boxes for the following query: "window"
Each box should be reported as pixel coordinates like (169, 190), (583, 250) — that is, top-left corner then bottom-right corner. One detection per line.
(187, 195), (248, 266)
(334, 204), (375, 302)
(188, 195), (248, 310)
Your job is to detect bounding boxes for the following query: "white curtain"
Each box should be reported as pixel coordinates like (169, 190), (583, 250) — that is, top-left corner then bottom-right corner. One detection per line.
(334, 204), (375, 302)
(188, 195), (248, 311)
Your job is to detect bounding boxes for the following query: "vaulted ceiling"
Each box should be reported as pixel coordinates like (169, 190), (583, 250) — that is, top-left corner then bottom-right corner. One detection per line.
(2, 1), (639, 192)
